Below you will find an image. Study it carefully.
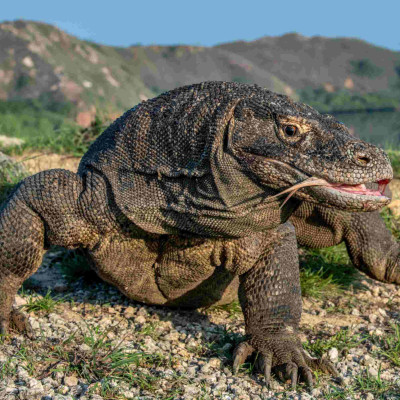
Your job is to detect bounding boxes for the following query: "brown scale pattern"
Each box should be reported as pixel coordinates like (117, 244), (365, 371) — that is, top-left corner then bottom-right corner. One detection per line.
(0, 82), (398, 388)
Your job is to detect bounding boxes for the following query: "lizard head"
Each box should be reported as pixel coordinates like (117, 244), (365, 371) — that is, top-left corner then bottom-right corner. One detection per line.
(229, 94), (393, 212)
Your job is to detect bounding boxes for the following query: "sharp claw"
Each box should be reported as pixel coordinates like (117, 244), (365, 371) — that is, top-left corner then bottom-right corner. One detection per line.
(0, 320), (9, 336)
(264, 354), (272, 387)
(323, 360), (340, 377)
(233, 354), (240, 375)
(233, 342), (254, 374)
(304, 369), (314, 389)
(291, 367), (298, 390)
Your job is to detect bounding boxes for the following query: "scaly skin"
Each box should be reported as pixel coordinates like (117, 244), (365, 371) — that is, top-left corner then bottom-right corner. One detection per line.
(0, 82), (397, 389)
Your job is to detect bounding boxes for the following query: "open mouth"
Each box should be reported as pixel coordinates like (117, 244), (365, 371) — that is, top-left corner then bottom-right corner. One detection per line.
(270, 177), (391, 207)
(329, 179), (390, 197)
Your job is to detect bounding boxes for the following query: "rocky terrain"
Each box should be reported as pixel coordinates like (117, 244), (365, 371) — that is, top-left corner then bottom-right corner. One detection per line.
(0, 155), (399, 399)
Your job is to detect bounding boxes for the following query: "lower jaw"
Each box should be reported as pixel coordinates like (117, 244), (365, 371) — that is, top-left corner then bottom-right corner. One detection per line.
(308, 186), (390, 212)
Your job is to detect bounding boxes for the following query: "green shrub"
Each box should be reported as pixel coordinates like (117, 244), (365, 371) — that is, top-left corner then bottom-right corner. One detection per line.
(350, 59), (383, 78)
(299, 87), (398, 113)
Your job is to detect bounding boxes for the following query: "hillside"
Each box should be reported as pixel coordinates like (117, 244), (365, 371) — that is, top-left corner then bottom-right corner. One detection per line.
(0, 19), (399, 127)
(218, 33), (400, 93)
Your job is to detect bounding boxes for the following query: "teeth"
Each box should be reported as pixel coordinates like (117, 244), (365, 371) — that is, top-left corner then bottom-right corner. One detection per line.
(378, 183), (387, 195)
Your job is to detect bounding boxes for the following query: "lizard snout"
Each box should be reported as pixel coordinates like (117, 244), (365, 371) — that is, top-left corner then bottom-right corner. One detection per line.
(346, 141), (382, 168)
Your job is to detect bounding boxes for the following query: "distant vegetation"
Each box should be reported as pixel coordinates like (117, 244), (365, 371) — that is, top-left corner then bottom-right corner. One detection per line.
(350, 59), (383, 78)
(299, 87), (399, 113)
(0, 99), (111, 156)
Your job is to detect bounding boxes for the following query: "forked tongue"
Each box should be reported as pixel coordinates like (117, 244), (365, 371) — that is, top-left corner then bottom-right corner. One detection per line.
(269, 177), (330, 207)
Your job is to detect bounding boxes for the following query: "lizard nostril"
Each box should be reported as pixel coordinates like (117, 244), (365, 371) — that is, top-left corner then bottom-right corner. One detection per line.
(356, 154), (370, 166)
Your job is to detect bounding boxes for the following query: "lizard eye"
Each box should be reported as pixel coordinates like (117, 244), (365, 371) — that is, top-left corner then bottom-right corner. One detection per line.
(283, 125), (298, 137)
(277, 123), (304, 145)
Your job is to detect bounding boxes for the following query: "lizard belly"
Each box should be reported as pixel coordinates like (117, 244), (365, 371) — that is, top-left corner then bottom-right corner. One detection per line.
(88, 235), (168, 305)
(155, 236), (238, 308)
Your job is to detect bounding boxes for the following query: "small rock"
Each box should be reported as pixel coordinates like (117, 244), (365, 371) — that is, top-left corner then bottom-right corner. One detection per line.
(372, 287), (380, 297)
(79, 343), (92, 352)
(375, 328), (384, 336)
(57, 385), (70, 394)
(0, 351), (7, 363)
(365, 393), (374, 400)
(208, 357), (221, 368)
(13, 295), (28, 307)
(368, 367), (379, 377)
(378, 308), (387, 317)
(26, 378), (44, 397)
(134, 315), (146, 324)
(187, 366), (198, 377)
(163, 332), (180, 341)
(328, 347), (339, 363)
(184, 385), (200, 396)
(120, 391), (136, 399)
(360, 354), (373, 366)
(42, 377), (59, 388)
(54, 282), (68, 292)
(351, 308), (360, 316)
(64, 376), (78, 387)
(17, 366), (30, 382)
(123, 306), (135, 317)
(29, 318), (40, 330)
(368, 314), (378, 324)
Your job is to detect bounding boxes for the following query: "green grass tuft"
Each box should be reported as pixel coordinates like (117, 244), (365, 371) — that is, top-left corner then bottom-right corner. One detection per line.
(299, 243), (357, 298)
(303, 328), (361, 359)
(209, 300), (242, 318)
(0, 103), (111, 157)
(44, 324), (171, 394)
(23, 290), (61, 314)
(372, 323), (400, 367)
(0, 157), (28, 205)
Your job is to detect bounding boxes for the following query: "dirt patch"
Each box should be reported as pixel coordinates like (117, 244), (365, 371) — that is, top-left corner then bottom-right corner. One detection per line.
(14, 152), (81, 175)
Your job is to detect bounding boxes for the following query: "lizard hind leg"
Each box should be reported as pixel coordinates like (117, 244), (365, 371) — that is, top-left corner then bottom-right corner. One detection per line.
(0, 188), (45, 334)
(0, 169), (91, 335)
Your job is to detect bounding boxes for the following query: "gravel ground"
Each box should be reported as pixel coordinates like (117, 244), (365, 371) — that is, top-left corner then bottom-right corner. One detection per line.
(0, 250), (400, 400)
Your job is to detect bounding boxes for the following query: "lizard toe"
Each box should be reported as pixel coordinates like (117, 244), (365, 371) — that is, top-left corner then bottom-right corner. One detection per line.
(232, 341), (254, 374)
(0, 318), (9, 336)
(10, 308), (32, 336)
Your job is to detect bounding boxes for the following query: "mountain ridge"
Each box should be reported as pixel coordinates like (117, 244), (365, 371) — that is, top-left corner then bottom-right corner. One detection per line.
(0, 20), (399, 125)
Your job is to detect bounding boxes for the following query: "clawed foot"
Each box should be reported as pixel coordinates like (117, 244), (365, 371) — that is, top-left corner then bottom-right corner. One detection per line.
(0, 308), (32, 337)
(233, 334), (339, 390)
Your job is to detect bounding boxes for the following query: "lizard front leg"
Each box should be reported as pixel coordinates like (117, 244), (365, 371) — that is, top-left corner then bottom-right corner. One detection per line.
(291, 202), (400, 284)
(233, 222), (337, 388)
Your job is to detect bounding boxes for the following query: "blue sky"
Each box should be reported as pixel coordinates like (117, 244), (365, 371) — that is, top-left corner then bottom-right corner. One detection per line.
(2, 0), (399, 50)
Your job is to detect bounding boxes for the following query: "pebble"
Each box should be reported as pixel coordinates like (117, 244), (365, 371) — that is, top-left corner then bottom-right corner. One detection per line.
(134, 315), (146, 324)
(54, 282), (69, 292)
(123, 306), (135, 317)
(64, 376), (78, 386)
(328, 347), (339, 363)
(368, 314), (378, 323)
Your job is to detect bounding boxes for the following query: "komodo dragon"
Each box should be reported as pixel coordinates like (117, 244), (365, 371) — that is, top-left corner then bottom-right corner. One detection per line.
(0, 81), (397, 388)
